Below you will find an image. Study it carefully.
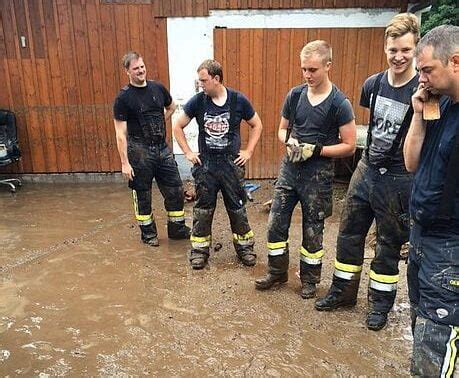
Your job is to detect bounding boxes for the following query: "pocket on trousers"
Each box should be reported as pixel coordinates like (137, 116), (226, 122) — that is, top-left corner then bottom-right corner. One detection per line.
(441, 271), (459, 294)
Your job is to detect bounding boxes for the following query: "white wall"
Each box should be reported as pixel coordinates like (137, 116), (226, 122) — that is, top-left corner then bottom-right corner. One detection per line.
(167, 8), (402, 154)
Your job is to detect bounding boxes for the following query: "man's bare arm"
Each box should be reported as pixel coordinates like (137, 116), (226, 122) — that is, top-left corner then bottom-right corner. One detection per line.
(172, 112), (202, 165)
(235, 112), (263, 166)
(404, 84), (428, 172)
(321, 120), (356, 158)
(114, 119), (135, 180)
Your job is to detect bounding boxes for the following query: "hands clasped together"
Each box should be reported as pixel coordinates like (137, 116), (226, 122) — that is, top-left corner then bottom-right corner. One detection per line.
(286, 137), (322, 163)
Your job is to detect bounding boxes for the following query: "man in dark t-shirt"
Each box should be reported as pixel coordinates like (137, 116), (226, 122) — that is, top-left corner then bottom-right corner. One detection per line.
(113, 51), (190, 247)
(404, 25), (459, 376)
(254, 40), (356, 299)
(315, 13), (420, 332)
(173, 59), (263, 270)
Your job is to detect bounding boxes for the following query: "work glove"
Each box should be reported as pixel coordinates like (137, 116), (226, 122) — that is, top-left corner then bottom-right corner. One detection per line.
(286, 137), (299, 160)
(287, 140), (322, 163)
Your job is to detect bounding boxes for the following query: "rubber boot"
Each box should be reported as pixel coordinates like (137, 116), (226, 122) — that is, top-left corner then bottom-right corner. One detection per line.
(234, 242), (256, 267)
(167, 220), (191, 240)
(255, 252), (289, 290)
(315, 276), (359, 311)
(189, 248), (209, 270)
(366, 287), (396, 331)
(301, 282), (316, 299)
(140, 222), (159, 247)
(299, 260), (321, 299)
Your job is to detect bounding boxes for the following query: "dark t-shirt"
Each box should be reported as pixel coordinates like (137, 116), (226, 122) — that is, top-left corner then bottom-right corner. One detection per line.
(113, 80), (172, 141)
(183, 88), (255, 154)
(281, 84), (354, 145)
(410, 98), (459, 231)
(360, 71), (418, 167)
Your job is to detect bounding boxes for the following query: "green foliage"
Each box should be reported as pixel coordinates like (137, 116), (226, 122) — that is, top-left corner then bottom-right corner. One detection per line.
(420, 0), (459, 36)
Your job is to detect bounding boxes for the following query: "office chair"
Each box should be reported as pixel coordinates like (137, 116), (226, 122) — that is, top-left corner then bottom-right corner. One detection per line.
(0, 109), (21, 193)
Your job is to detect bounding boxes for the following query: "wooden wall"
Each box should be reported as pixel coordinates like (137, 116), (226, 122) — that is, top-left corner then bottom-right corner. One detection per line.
(0, 0), (169, 173)
(214, 28), (387, 179)
(103, 0), (409, 16)
(0, 0), (406, 174)
(209, 0), (408, 11)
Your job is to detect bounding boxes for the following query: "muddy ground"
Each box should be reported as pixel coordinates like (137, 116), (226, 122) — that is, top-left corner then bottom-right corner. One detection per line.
(0, 180), (413, 376)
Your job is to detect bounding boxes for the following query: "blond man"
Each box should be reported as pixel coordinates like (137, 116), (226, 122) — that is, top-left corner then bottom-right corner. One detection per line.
(315, 13), (420, 331)
(255, 40), (356, 297)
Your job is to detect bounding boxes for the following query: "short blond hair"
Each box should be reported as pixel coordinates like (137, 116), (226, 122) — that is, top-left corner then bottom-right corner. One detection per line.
(300, 40), (332, 64)
(385, 13), (420, 44)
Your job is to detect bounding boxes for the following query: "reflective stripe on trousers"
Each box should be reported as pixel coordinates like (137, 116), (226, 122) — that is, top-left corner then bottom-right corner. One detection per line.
(190, 234), (211, 249)
(369, 269), (398, 292)
(132, 190), (153, 226)
(267, 241), (288, 256)
(300, 246), (324, 265)
(333, 259), (362, 280)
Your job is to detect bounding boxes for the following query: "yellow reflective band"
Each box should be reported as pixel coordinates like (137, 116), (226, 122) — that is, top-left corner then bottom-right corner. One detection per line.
(369, 270), (399, 284)
(233, 230), (254, 240)
(135, 214), (151, 221)
(443, 326), (458, 378)
(190, 235), (211, 243)
(132, 190), (139, 216)
(334, 259), (362, 273)
(449, 279), (459, 287)
(300, 247), (324, 259)
(168, 210), (185, 217)
(267, 241), (288, 250)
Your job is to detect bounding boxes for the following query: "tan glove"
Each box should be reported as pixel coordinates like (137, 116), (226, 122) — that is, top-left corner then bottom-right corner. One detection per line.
(290, 143), (315, 163)
(286, 137), (299, 160)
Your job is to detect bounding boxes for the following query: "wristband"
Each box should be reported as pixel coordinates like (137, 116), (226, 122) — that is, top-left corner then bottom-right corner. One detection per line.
(313, 143), (323, 157)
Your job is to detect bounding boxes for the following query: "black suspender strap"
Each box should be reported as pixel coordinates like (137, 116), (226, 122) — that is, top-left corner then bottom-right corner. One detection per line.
(229, 90), (237, 127)
(285, 84), (306, 143)
(366, 72), (384, 156)
(383, 104), (414, 164)
(437, 101), (458, 219)
(196, 91), (206, 129)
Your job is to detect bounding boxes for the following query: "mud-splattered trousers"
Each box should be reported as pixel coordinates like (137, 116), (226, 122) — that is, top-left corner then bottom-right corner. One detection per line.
(408, 222), (458, 377)
(333, 156), (412, 314)
(190, 154), (254, 261)
(127, 138), (186, 241)
(267, 156), (334, 284)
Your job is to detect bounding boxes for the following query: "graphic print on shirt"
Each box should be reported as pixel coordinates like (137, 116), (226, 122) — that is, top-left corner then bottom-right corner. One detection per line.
(370, 94), (409, 158)
(203, 111), (230, 150)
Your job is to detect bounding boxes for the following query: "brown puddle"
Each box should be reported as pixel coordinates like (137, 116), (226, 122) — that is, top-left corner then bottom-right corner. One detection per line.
(0, 182), (412, 375)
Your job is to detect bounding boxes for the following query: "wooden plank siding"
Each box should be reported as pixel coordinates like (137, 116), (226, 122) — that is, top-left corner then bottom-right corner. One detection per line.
(100, 0), (409, 17)
(0, 0), (408, 174)
(214, 27), (387, 179)
(0, 0), (169, 173)
(209, 0), (409, 11)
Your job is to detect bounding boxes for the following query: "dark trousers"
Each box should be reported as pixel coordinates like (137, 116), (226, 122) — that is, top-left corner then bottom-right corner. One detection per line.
(190, 155), (253, 256)
(267, 157), (334, 283)
(334, 157), (411, 312)
(408, 222), (459, 326)
(127, 141), (185, 239)
(408, 223), (459, 376)
(411, 316), (458, 377)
